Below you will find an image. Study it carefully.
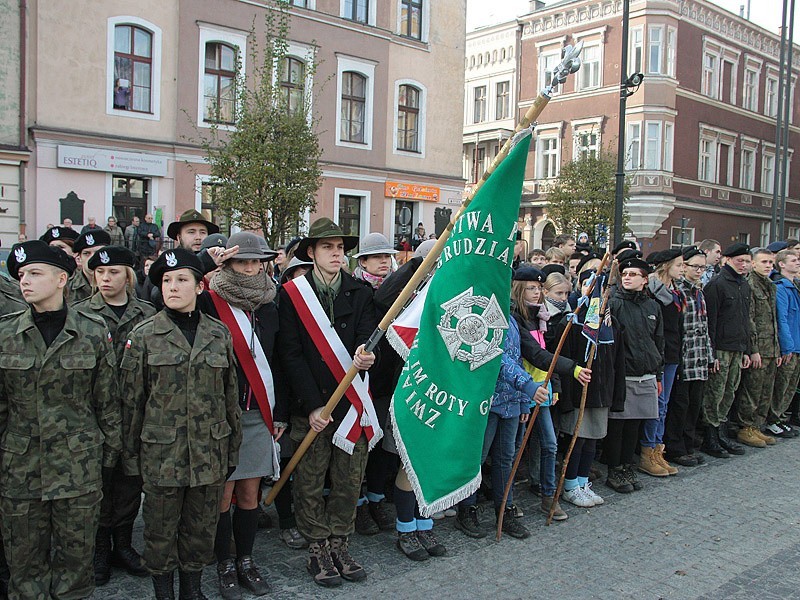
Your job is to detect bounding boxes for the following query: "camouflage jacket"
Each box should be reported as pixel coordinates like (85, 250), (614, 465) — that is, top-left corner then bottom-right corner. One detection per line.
(120, 311), (241, 487)
(73, 292), (156, 364)
(0, 276), (25, 317)
(67, 270), (93, 305)
(747, 271), (780, 358)
(0, 306), (122, 500)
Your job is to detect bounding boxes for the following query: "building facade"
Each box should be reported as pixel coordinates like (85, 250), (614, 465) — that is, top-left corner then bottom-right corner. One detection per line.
(465, 0), (800, 254)
(16, 0), (465, 248)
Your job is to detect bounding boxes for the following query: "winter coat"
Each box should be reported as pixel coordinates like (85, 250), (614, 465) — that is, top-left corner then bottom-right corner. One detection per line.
(774, 275), (800, 355)
(104, 225), (125, 246)
(746, 271), (780, 358)
(513, 311), (575, 398)
(677, 278), (713, 381)
(491, 317), (537, 419)
(608, 287), (664, 379)
(648, 276), (684, 365)
(66, 270), (93, 305)
(703, 265), (751, 354)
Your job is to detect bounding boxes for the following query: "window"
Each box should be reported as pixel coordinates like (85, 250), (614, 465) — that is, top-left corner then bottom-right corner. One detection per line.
(760, 221), (770, 247)
(291, 0), (309, 6)
(576, 131), (598, 160)
(340, 72), (367, 143)
(738, 232), (750, 244)
(670, 226), (695, 249)
(663, 122), (674, 171)
(630, 27), (643, 74)
(334, 190), (370, 238)
(200, 182), (231, 236)
(203, 43), (237, 124)
(765, 76), (779, 117)
(579, 44), (600, 90)
(397, 84), (420, 152)
(400, 0), (422, 39)
(699, 138), (715, 182)
(743, 68), (758, 111)
(495, 81), (510, 120)
(627, 122), (641, 169)
(538, 52), (560, 94)
(472, 146), (486, 183)
(473, 86), (486, 123)
(280, 56), (306, 116)
(703, 52), (718, 98)
(648, 26), (662, 75)
(112, 176), (148, 228)
(740, 148), (755, 190)
(537, 136), (560, 179)
(344, 0), (369, 23)
(113, 25), (152, 112)
(666, 27), (676, 77)
(644, 121), (662, 169)
(762, 153), (775, 194)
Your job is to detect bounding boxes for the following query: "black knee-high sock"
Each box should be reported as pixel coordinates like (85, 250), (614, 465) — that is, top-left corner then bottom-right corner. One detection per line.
(394, 485), (416, 525)
(232, 507), (260, 559)
(215, 510), (232, 563)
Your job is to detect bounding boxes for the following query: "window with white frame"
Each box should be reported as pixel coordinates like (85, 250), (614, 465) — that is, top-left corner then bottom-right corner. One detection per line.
(760, 221), (770, 247)
(537, 136), (560, 179)
(663, 122), (674, 171)
(400, 0), (423, 39)
(473, 86), (486, 123)
(335, 56), (375, 149)
(495, 81), (510, 120)
(762, 152), (775, 194)
(666, 27), (676, 77)
(108, 17), (163, 120)
(538, 51), (559, 93)
(630, 27), (643, 74)
(743, 68), (758, 111)
(740, 147), (756, 190)
(644, 121), (662, 169)
(627, 122), (641, 169)
(789, 226), (800, 239)
(648, 26), (662, 75)
(334, 189), (371, 238)
(576, 130), (599, 160)
(670, 226), (695, 248)
(765, 75), (779, 117)
(699, 138), (715, 182)
(197, 25), (246, 129)
(396, 83), (421, 153)
(343, 0), (369, 23)
(280, 56), (306, 116)
(579, 44), (601, 90)
(702, 52), (718, 99)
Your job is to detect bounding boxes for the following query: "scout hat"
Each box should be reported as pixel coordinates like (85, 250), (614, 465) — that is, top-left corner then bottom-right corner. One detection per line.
(513, 266), (546, 283)
(8, 240), (76, 280)
(148, 248), (203, 285)
(73, 230), (111, 254)
(414, 239), (436, 259)
(354, 232), (397, 258)
(201, 233), (228, 251)
(294, 218), (359, 262)
(39, 226), (79, 245)
(722, 242), (750, 258)
(227, 231), (277, 261)
(280, 256), (314, 284)
(87, 245), (136, 270)
(167, 209), (220, 240)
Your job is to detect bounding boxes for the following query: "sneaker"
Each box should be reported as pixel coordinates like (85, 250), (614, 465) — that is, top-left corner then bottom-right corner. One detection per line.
(354, 503), (379, 536)
(217, 559), (242, 600)
(562, 486), (595, 507)
(328, 536), (366, 582)
(540, 495), (568, 521)
(416, 529), (447, 556)
(666, 454), (698, 467)
(280, 527), (309, 550)
(582, 482), (604, 505)
(498, 508), (531, 539)
(431, 511), (446, 520)
(443, 508), (457, 518)
(529, 482), (542, 497)
(509, 503), (524, 518)
(236, 556), (270, 596)
(455, 505), (487, 539)
(622, 465), (643, 491)
(368, 500), (395, 531)
(780, 422), (800, 438)
(396, 531), (428, 562)
(306, 540), (342, 588)
(692, 452), (707, 465)
(766, 422), (787, 437)
(605, 466), (633, 493)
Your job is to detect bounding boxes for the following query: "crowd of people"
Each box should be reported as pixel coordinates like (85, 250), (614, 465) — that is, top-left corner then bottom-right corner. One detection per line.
(0, 212), (799, 600)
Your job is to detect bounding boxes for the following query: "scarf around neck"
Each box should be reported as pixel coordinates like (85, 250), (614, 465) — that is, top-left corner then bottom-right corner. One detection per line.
(210, 265), (276, 312)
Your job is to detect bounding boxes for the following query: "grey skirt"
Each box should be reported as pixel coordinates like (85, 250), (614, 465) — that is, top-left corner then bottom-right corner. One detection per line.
(609, 376), (658, 420)
(558, 406), (609, 439)
(230, 409), (276, 481)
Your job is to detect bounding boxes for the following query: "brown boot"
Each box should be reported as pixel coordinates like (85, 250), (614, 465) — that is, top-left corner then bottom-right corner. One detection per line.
(306, 540), (342, 588)
(655, 444), (678, 475)
(328, 536), (366, 582)
(638, 446), (669, 477)
(737, 426), (767, 448)
(754, 428), (777, 445)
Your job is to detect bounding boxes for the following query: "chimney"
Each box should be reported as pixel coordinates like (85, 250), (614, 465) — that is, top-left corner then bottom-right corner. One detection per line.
(530, 0), (546, 12)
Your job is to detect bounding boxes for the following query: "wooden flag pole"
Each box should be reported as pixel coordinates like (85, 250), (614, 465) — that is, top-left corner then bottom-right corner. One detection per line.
(495, 251), (609, 540)
(264, 43), (585, 507)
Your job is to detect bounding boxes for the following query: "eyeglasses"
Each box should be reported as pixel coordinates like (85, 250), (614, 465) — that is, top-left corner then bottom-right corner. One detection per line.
(686, 264), (705, 271)
(621, 272), (644, 278)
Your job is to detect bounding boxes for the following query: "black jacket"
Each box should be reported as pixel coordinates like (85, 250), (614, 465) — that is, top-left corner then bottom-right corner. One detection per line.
(704, 265), (751, 354)
(608, 287), (664, 379)
(648, 277), (684, 365)
(278, 270), (378, 421)
(513, 311), (574, 395)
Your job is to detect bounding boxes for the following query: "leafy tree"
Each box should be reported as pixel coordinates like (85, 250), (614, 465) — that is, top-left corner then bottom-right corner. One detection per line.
(192, 1), (323, 246)
(545, 147), (629, 247)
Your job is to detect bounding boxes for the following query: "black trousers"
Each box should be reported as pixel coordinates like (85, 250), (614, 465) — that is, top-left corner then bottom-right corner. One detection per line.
(664, 378), (704, 457)
(99, 460), (143, 530)
(604, 419), (641, 468)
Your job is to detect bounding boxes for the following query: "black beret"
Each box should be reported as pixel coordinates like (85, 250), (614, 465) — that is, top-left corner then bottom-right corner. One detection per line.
(647, 248), (682, 266)
(8, 240), (76, 280)
(542, 263), (566, 277)
(576, 252), (600, 273)
(73, 230), (111, 253)
(576, 242), (592, 253)
(87, 245), (136, 270)
(513, 266), (545, 283)
(39, 226), (79, 244)
(148, 248), (204, 286)
(612, 240), (637, 254)
(767, 241), (788, 253)
(722, 243), (750, 258)
(578, 268), (597, 284)
(616, 249), (643, 263)
(619, 257), (653, 275)
(682, 245), (706, 261)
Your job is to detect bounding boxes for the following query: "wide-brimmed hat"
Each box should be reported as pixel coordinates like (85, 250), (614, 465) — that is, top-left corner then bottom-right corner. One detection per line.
(294, 218), (359, 262)
(253, 236), (279, 261)
(201, 233), (228, 251)
(354, 232), (397, 258)
(280, 256), (314, 284)
(227, 231), (275, 261)
(167, 209), (220, 240)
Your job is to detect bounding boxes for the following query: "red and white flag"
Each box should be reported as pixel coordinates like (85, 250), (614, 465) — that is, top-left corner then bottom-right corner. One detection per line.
(385, 278), (431, 361)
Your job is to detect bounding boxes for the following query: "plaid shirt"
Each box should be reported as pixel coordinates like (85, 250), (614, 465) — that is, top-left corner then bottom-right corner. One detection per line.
(678, 278), (714, 381)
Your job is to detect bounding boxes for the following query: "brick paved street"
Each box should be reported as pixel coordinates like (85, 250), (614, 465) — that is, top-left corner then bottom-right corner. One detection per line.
(93, 436), (800, 600)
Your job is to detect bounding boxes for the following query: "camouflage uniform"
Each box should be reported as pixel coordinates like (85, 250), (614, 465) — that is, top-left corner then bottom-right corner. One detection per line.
(120, 311), (241, 575)
(0, 277), (24, 316)
(738, 271), (780, 428)
(0, 306), (121, 599)
(66, 270), (93, 305)
(74, 292), (156, 531)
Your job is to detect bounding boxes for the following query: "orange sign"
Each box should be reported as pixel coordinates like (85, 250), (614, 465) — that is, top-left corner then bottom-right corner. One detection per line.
(385, 181), (440, 202)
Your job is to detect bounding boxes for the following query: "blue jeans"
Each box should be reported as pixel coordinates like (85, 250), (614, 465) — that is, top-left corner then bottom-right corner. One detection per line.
(641, 363), (678, 447)
(534, 406), (557, 497)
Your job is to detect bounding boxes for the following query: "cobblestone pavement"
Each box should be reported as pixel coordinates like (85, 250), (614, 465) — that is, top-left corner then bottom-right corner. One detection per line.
(93, 435), (800, 599)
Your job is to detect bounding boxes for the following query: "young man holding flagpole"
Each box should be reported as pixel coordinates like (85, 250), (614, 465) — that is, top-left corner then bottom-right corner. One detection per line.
(278, 218), (380, 588)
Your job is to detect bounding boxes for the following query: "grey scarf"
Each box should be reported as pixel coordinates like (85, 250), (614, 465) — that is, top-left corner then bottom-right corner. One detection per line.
(210, 265), (276, 311)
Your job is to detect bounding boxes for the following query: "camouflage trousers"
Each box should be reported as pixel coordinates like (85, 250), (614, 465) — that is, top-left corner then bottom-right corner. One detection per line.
(737, 357), (778, 428)
(702, 350), (743, 428)
(769, 357), (800, 424)
(291, 416), (368, 542)
(0, 489), (101, 600)
(142, 482), (224, 575)
(99, 460), (143, 529)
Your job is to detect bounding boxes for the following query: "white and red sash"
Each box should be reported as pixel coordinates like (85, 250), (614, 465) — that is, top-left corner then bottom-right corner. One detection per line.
(386, 278), (431, 361)
(209, 291), (281, 477)
(282, 276), (382, 453)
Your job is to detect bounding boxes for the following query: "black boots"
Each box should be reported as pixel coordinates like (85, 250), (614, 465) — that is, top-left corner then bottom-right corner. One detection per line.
(111, 524), (149, 576)
(179, 570), (208, 600)
(701, 425), (730, 458)
(93, 527), (112, 586)
(152, 571), (175, 600)
(717, 424), (746, 455)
